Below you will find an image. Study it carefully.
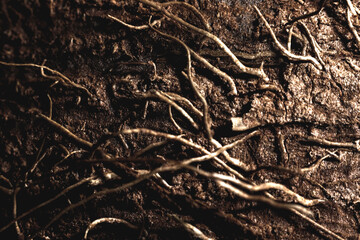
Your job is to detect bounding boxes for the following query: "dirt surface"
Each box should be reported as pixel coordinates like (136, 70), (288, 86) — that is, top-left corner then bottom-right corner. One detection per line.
(1, 0), (360, 239)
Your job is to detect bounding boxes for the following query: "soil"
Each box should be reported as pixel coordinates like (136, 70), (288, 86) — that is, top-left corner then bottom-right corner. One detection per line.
(1, 0), (360, 239)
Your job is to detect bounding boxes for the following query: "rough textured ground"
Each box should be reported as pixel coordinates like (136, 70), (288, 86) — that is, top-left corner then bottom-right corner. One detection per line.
(1, 0), (360, 239)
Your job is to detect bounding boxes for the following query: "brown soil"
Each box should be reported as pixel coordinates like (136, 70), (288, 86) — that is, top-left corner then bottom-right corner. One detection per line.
(1, 0), (360, 239)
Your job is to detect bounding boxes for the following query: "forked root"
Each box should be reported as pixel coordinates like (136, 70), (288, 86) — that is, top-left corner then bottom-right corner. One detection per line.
(254, 6), (323, 70)
(108, 14), (238, 96)
(187, 166), (324, 207)
(139, 0), (269, 81)
(0, 61), (92, 97)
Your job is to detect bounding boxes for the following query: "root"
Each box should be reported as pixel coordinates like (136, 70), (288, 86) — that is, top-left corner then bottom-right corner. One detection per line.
(298, 21), (326, 68)
(286, 0), (328, 26)
(25, 95), (54, 181)
(276, 129), (289, 164)
(291, 209), (345, 240)
(216, 180), (313, 217)
(0, 176), (96, 232)
(0, 61), (92, 97)
(171, 214), (214, 240)
(199, 49), (276, 60)
(345, 57), (360, 71)
(139, 0), (269, 81)
(111, 13), (238, 95)
(168, 105), (184, 133)
(161, 1), (211, 31)
(13, 187), (23, 240)
(0, 175), (13, 195)
(33, 111), (93, 149)
(122, 127), (257, 171)
(304, 135), (359, 151)
(42, 128), (259, 229)
(84, 217), (139, 239)
(108, 14), (163, 30)
(2, 1), (356, 239)
(300, 150), (340, 173)
(164, 92), (203, 117)
(346, 7), (360, 49)
(346, 0), (359, 16)
(0, 186), (12, 195)
(134, 140), (169, 157)
(287, 24), (295, 51)
(187, 166), (324, 207)
(254, 6), (323, 70)
(144, 90), (199, 130)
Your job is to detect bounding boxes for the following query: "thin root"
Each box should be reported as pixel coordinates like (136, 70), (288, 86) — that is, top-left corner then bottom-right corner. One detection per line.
(298, 21), (326, 68)
(287, 24), (295, 51)
(0, 61), (92, 97)
(0, 176), (96, 233)
(43, 129), (259, 229)
(345, 57), (360, 71)
(84, 217), (138, 239)
(164, 92), (203, 117)
(216, 180), (313, 217)
(347, 7), (360, 49)
(169, 105), (184, 133)
(162, 1), (211, 31)
(34, 111), (93, 149)
(108, 14), (162, 30)
(346, 0), (359, 16)
(122, 128), (258, 171)
(134, 140), (169, 157)
(254, 6), (323, 70)
(300, 150), (340, 173)
(13, 187), (23, 239)
(305, 135), (359, 151)
(171, 214), (214, 240)
(188, 166), (324, 207)
(140, 0), (269, 81)
(291, 209), (345, 240)
(145, 90), (199, 130)
(286, 0), (328, 26)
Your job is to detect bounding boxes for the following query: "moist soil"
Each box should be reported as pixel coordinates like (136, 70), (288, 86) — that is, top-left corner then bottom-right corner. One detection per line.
(1, 0), (360, 239)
